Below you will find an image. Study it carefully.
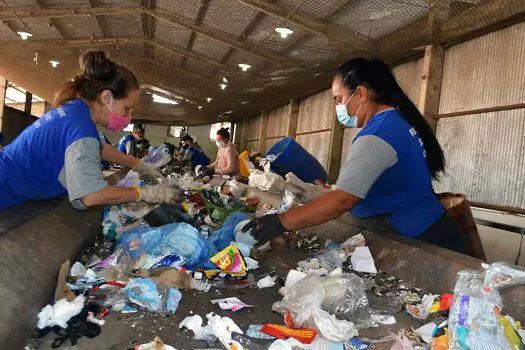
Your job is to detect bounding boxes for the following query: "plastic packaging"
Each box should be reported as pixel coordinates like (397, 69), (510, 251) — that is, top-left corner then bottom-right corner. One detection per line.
(123, 278), (182, 313)
(249, 169), (286, 194)
(227, 180), (249, 199)
(284, 172), (328, 203)
(141, 144), (172, 169)
(209, 245), (247, 276)
(272, 273), (364, 342)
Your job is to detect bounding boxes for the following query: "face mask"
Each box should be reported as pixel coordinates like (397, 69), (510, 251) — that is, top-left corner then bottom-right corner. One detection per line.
(216, 141), (226, 148)
(183, 144), (189, 150)
(336, 91), (361, 128)
(106, 95), (131, 132)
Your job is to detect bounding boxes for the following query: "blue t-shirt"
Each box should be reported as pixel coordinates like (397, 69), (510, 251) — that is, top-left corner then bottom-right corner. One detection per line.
(188, 146), (210, 168)
(337, 109), (444, 237)
(117, 134), (135, 154)
(0, 99), (99, 209)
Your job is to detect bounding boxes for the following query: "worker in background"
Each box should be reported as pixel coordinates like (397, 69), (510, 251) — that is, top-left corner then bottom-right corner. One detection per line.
(135, 138), (151, 158)
(176, 135), (210, 169)
(207, 128), (240, 177)
(0, 50), (180, 210)
(243, 57), (467, 254)
(117, 123), (145, 156)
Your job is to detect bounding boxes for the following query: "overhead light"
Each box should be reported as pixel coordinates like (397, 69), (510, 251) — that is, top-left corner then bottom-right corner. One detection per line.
(17, 31), (32, 40)
(238, 63), (251, 72)
(222, 77), (229, 84)
(152, 93), (178, 104)
(49, 60), (60, 68)
(275, 27), (293, 38)
(219, 83), (227, 90)
(198, 106), (202, 110)
(206, 97), (212, 102)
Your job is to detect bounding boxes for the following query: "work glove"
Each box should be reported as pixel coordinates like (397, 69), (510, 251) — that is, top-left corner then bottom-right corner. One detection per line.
(133, 162), (164, 181)
(241, 214), (286, 247)
(203, 166), (215, 176)
(134, 185), (184, 204)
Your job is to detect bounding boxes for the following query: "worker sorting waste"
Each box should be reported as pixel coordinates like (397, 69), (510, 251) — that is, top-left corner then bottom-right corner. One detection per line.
(0, 50), (181, 210)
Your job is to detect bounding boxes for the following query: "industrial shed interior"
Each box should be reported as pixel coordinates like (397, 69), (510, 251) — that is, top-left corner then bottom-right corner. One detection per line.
(0, 0), (525, 349)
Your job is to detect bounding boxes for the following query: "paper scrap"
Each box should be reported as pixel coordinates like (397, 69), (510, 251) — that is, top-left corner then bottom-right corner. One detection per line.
(257, 275), (276, 289)
(211, 297), (253, 312)
(371, 314), (396, 325)
(350, 247), (377, 274)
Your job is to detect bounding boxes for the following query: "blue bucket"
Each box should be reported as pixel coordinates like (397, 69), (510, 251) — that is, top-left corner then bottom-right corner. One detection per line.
(266, 137), (327, 183)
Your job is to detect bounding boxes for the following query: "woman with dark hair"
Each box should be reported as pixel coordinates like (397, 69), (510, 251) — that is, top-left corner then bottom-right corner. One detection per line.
(242, 57), (466, 253)
(0, 50), (179, 210)
(207, 128), (240, 177)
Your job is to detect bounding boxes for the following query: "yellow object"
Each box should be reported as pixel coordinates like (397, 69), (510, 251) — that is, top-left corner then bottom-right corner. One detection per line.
(498, 315), (525, 350)
(430, 300), (441, 313)
(132, 185), (142, 201)
(431, 327), (449, 350)
(239, 151), (250, 177)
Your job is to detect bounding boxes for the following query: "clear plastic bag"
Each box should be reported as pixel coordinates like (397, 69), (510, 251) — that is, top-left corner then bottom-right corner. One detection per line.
(483, 262), (525, 293)
(248, 169), (286, 194)
(272, 273), (365, 342)
(141, 144), (172, 169)
(123, 278), (181, 313)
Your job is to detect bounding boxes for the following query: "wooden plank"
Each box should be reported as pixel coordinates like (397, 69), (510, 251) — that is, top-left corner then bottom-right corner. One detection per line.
(240, 119), (248, 152)
(286, 98), (300, 138)
(327, 105), (344, 184)
(258, 110), (269, 154)
(418, 44), (444, 132)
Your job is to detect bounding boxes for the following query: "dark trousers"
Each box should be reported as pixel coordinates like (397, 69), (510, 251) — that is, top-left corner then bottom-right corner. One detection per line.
(351, 212), (468, 254)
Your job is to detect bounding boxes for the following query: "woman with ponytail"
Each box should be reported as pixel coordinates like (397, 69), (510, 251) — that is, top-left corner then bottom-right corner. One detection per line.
(242, 57), (466, 253)
(0, 50), (180, 210)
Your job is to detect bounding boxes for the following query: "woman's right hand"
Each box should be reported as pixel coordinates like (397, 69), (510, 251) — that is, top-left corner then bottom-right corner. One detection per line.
(135, 185), (184, 204)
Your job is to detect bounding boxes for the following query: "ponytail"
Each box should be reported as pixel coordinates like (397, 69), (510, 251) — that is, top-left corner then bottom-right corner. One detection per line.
(336, 57), (445, 179)
(53, 50), (139, 108)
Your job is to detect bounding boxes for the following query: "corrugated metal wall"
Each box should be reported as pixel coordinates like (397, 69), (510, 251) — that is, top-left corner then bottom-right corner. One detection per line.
(265, 104), (289, 152)
(434, 22), (525, 210)
(295, 90), (333, 168)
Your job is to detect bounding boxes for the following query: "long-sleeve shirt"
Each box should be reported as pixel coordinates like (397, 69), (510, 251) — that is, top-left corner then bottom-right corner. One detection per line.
(210, 142), (240, 176)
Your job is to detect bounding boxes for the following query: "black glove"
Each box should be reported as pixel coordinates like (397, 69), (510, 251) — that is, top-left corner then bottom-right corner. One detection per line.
(241, 214), (286, 247)
(203, 167), (215, 176)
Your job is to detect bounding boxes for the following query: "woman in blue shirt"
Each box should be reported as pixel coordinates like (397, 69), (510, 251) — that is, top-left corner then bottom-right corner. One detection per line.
(243, 57), (466, 253)
(0, 50), (179, 210)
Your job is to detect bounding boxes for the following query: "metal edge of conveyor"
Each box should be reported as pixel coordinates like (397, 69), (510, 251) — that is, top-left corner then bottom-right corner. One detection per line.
(0, 170), (127, 349)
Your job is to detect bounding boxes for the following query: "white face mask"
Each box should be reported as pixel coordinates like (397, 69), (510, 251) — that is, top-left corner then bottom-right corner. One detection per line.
(216, 141), (226, 148)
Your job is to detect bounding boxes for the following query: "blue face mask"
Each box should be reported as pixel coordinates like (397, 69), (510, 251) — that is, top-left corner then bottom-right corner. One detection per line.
(336, 91), (361, 128)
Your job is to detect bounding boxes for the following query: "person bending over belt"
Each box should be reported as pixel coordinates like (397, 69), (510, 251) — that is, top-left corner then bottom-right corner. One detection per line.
(242, 57), (467, 254)
(0, 50), (179, 210)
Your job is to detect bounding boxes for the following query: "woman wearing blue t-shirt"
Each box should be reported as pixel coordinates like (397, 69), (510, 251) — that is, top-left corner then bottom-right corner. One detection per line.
(243, 57), (466, 253)
(0, 50), (179, 210)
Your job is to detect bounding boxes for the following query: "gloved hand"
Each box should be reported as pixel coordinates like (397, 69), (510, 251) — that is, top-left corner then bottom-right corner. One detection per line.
(134, 185), (184, 204)
(133, 162), (164, 181)
(203, 166), (215, 176)
(241, 214), (287, 247)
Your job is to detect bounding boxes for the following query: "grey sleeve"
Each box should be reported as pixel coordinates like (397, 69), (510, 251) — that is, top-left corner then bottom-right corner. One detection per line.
(59, 137), (108, 209)
(125, 141), (134, 155)
(336, 135), (398, 199)
(182, 149), (193, 161)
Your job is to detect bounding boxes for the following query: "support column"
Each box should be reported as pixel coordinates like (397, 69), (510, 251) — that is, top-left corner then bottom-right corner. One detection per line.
(0, 76), (6, 132)
(418, 44), (444, 132)
(24, 90), (32, 126)
(286, 98), (300, 138)
(240, 119), (248, 152)
(233, 120), (242, 150)
(258, 110), (269, 154)
(327, 106), (344, 184)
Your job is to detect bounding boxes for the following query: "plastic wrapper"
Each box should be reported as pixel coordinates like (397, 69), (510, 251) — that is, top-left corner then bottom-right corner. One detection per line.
(93, 245), (134, 281)
(284, 172), (328, 203)
(141, 144), (172, 169)
(249, 169), (286, 194)
(123, 278), (182, 313)
(210, 245), (247, 276)
(277, 190), (296, 212)
(272, 273), (364, 342)
(208, 211), (249, 251)
(226, 180), (249, 199)
(448, 263), (525, 350)
(116, 171), (140, 188)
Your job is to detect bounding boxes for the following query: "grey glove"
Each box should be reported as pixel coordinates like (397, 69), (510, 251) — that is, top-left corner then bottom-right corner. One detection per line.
(137, 185), (183, 204)
(134, 162), (164, 180)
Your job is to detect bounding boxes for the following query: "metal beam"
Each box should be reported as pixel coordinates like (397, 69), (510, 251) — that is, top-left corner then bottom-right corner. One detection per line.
(236, 0), (365, 46)
(0, 6), (142, 20)
(0, 36), (144, 49)
(144, 8), (289, 65)
(181, 0), (211, 68)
